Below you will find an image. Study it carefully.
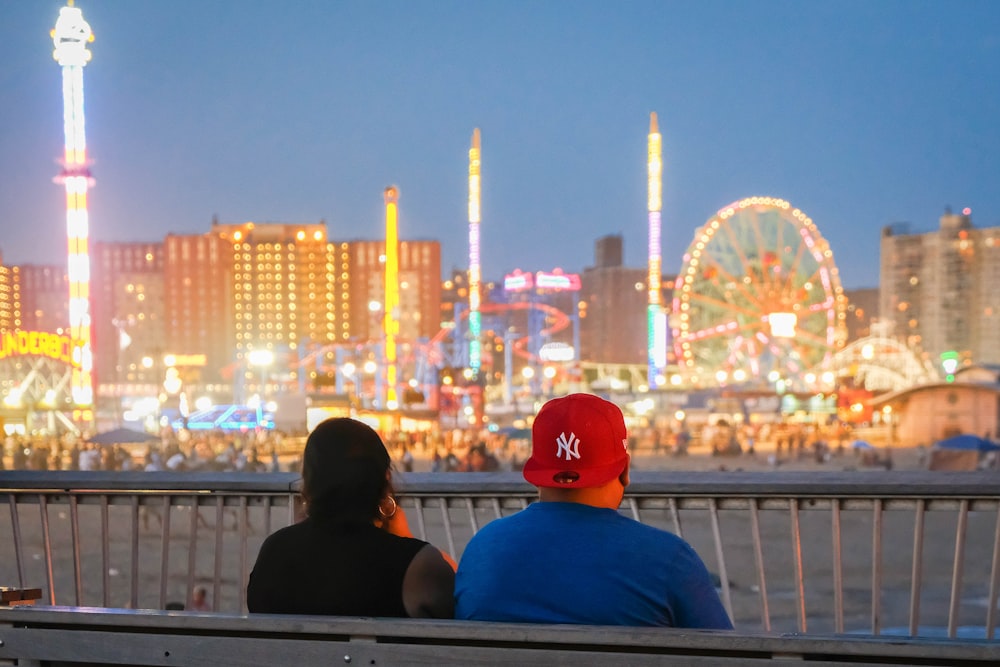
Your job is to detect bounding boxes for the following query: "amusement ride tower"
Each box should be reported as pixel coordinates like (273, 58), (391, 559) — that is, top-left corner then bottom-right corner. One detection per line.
(52, 1), (95, 412)
(467, 128), (482, 378)
(383, 186), (400, 409)
(646, 112), (665, 389)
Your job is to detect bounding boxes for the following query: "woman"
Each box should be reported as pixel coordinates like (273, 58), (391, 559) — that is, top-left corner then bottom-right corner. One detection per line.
(247, 418), (455, 618)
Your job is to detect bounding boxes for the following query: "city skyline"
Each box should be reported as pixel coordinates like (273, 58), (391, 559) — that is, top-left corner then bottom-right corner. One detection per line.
(2, 1), (999, 289)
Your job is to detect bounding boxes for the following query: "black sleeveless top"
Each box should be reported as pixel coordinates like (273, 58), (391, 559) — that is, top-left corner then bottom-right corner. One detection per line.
(247, 517), (428, 616)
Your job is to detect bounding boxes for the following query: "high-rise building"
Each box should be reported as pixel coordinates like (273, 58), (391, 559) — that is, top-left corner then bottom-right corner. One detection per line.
(880, 208), (1000, 366)
(346, 240), (441, 344)
(163, 233), (233, 383)
(580, 235), (653, 364)
(0, 254), (14, 332)
(211, 222), (344, 392)
(90, 242), (166, 392)
(14, 265), (69, 334)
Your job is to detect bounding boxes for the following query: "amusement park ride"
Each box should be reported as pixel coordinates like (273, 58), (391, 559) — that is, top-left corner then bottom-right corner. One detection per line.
(671, 196), (850, 391)
(0, 3), (947, 436)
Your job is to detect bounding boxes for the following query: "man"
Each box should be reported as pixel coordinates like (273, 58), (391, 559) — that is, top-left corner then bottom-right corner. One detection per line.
(455, 393), (732, 629)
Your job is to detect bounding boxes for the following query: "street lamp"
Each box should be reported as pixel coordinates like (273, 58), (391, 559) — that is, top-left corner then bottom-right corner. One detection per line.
(248, 349), (275, 397)
(543, 366), (557, 398)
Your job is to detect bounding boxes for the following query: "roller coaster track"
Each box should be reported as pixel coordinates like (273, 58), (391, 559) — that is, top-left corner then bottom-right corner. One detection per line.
(428, 301), (572, 363)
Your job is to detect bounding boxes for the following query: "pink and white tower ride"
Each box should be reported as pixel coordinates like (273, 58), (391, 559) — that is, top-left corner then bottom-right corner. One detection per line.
(52, 2), (95, 412)
(467, 128), (482, 378)
(646, 112), (666, 390)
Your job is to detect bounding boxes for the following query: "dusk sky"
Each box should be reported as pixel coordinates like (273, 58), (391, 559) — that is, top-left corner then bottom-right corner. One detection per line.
(2, 1), (998, 289)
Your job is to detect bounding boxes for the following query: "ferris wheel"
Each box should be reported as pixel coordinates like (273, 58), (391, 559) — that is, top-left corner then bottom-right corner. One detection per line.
(671, 196), (848, 387)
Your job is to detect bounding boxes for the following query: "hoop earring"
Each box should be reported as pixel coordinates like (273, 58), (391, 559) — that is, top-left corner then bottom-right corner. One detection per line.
(378, 496), (397, 519)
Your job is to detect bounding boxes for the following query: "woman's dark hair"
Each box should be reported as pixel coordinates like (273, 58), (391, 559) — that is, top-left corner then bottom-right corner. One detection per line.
(301, 418), (392, 526)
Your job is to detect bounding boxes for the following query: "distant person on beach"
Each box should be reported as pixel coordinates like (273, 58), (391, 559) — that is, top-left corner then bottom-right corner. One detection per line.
(455, 393), (732, 629)
(461, 443), (500, 472)
(247, 418), (455, 618)
(189, 585), (211, 612)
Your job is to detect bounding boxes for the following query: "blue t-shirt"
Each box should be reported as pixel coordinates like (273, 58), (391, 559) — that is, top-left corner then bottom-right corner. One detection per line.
(455, 502), (732, 628)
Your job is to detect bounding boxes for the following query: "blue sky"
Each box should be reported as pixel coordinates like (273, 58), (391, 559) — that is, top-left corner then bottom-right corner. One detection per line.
(2, 0), (998, 289)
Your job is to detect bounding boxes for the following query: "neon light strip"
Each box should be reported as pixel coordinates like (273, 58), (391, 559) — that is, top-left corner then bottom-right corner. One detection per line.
(468, 129), (482, 374)
(384, 187), (399, 408)
(535, 272), (581, 290)
(647, 113), (663, 388)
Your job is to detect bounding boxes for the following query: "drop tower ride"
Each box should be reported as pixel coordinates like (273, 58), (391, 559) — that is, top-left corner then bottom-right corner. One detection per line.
(52, 1), (95, 412)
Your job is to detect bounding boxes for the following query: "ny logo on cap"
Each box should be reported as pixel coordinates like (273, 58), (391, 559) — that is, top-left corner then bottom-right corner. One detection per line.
(555, 432), (580, 461)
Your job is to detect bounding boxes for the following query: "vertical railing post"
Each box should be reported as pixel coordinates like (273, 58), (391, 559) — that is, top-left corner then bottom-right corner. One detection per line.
(70, 495), (82, 605)
(985, 506), (1000, 640)
(39, 494), (56, 605)
(947, 499), (970, 639)
(871, 498), (883, 635)
(789, 498), (807, 633)
(159, 496), (172, 610)
(708, 497), (732, 619)
(831, 499), (844, 634)
(8, 494), (26, 589)
(908, 499), (926, 637)
(749, 498), (770, 631)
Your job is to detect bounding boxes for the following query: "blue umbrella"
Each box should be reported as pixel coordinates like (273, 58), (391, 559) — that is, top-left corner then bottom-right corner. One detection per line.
(850, 440), (874, 449)
(86, 427), (159, 446)
(933, 434), (1000, 452)
(499, 426), (531, 440)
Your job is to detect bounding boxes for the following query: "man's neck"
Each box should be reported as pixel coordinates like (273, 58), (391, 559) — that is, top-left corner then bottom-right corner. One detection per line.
(538, 485), (623, 509)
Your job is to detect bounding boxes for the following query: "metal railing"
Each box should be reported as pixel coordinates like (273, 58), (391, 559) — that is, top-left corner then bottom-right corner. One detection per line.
(1, 470), (998, 638)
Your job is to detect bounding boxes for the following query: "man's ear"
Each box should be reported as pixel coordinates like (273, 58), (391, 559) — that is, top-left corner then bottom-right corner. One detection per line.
(619, 455), (631, 488)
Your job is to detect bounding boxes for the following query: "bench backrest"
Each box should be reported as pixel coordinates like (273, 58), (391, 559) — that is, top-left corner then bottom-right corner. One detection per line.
(1, 606), (998, 666)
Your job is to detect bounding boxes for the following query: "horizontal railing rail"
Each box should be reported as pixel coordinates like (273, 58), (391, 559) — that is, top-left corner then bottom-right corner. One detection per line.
(2, 606), (999, 666)
(1, 470), (999, 639)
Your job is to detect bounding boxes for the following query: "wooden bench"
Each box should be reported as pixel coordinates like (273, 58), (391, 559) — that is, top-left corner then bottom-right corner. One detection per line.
(1, 606), (998, 666)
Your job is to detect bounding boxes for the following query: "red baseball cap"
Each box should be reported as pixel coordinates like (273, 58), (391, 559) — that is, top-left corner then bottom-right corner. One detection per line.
(523, 393), (630, 488)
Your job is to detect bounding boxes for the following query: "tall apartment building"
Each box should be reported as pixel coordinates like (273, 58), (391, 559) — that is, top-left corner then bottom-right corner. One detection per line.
(209, 221), (350, 395)
(0, 258), (69, 335)
(880, 209), (1000, 366)
(90, 242), (167, 389)
(0, 255), (14, 333)
(346, 240), (442, 344)
(1, 219), (443, 403)
(579, 235), (652, 365)
(163, 233), (233, 382)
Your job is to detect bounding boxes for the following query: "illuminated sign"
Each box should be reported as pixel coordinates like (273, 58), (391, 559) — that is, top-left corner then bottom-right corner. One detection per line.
(940, 350), (959, 382)
(0, 330), (84, 368)
(535, 271), (581, 291)
(539, 342), (575, 362)
(167, 354), (207, 367)
(504, 271), (534, 292)
(768, 312), (797, 339)
(504, 270), (581, 292)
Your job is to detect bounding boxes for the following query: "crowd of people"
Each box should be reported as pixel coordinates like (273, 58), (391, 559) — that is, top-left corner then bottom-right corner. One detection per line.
(0, 425), (528, 475)
(0, 430), (286, 473)
(1, 417), (865, 475)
